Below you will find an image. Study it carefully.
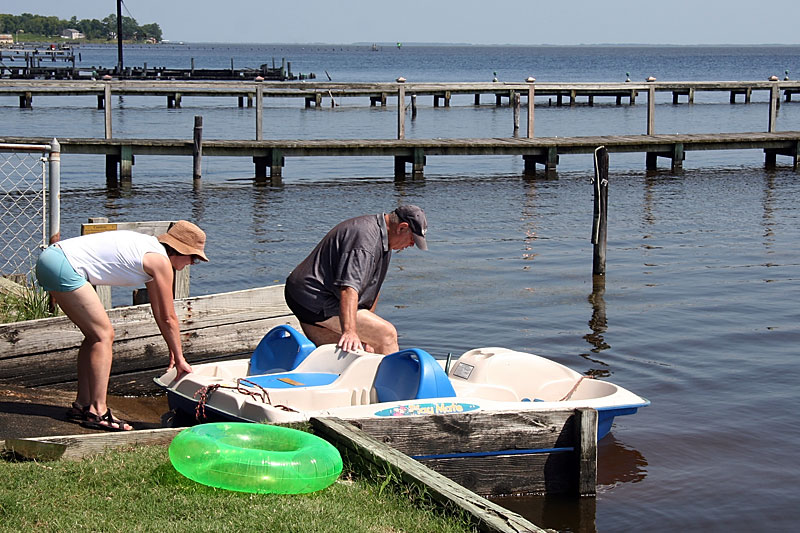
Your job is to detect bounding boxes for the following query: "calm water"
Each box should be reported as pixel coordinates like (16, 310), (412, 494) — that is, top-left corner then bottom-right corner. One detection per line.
(2, 45), (800, 532)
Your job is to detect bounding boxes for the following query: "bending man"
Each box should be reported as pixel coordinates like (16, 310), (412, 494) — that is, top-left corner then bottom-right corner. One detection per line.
(284, 205), (427, 354)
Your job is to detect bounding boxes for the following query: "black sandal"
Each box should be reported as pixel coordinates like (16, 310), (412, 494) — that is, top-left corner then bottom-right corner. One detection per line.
(66, 402), (87, 422)
(81, 408), (133, 432)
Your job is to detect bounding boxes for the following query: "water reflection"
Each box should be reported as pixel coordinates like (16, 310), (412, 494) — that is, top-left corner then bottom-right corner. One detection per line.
(490, 435), (648, 533)
(580, 276), (610, 376)
(762, 170), (776, 249)
(596, 434), (648, 488)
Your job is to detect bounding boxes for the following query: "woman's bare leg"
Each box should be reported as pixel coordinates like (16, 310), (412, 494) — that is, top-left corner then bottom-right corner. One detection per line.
(50, 284), (129, 428)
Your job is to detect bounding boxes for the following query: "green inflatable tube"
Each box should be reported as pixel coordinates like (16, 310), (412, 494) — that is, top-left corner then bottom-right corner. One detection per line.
(169, 422), (343, 494)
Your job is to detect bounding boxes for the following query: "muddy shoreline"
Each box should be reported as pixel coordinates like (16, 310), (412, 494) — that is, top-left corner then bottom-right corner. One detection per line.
(0, 385), (175, 441)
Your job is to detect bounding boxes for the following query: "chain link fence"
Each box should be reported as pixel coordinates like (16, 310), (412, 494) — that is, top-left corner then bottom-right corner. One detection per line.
(0, 142), (58, 282)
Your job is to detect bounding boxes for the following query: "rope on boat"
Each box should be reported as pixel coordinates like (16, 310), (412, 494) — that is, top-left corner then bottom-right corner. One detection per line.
(559, 375), (594, 402)
(192, 378), (298, 420)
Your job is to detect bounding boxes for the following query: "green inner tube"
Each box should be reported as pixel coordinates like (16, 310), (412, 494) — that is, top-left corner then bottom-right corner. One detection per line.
(169, 422), (343, 494)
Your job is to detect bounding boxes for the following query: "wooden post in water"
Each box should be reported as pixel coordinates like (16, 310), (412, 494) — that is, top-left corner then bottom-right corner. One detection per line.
(256, 84), (264, 140)
(526, 77), (535, 139)
(769, 83), (779, 133)
(592, 146), (609, 276)
(104, 84), (116, 183)
(120, 145), (133, 182)
(193, 116), (203, 182)
(104, 83), (112, 139)
(512, 92), (520, 135)
(397, 77), (406, 139)
(411, 94), (417, 119)
(647, 84), (655, 135)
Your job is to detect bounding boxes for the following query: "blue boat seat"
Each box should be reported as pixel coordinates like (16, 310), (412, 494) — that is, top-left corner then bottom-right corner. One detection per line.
(243, 372), (339, 389)
(373, 348), (456, 403)
(248, 325), (316, 375)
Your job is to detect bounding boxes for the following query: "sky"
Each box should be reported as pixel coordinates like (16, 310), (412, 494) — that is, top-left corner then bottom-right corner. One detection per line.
(4, 0), (800, 46)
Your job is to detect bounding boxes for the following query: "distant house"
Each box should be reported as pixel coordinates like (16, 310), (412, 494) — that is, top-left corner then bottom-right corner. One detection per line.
(0, 34), (13, 45)
(60, 29), (85, 40)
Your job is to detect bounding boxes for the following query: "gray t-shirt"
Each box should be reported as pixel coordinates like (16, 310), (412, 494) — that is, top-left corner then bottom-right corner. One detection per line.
(285, 214), (391, 319)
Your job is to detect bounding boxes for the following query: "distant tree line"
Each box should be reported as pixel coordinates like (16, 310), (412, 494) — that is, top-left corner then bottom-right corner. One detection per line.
(0, 13), (162, 42)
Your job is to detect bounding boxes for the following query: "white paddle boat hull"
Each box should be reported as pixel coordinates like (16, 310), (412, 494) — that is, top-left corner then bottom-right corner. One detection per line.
(155, 326), (648, 440)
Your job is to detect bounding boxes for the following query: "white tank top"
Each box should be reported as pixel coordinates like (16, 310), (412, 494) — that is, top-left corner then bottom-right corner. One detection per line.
(57, 231), (168, 286)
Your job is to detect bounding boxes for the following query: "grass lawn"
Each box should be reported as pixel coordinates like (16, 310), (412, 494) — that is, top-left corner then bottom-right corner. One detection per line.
(0, 444), (473, 532)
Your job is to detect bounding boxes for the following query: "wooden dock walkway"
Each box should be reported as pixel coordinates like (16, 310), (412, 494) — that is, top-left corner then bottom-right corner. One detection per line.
(3, 79), (800, 179)
(2, 79), (800, 109)
(2, 131), (798, 182)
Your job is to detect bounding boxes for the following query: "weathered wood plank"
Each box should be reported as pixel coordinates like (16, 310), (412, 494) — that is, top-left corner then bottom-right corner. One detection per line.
(348, 410), (579, 454)
(0, 285), (299, 387)
(3, 427), (183, 461)
(311, 416), (546, 533)
(344, 409), (596, 496)
(576, 407), (598, 496)
(419, 453), (577, 495)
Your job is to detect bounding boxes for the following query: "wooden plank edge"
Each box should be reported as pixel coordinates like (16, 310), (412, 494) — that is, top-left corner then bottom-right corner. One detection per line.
(310, 416), (548, 533)
(3, 427), (184, 461)
(576, 408), (598, 496)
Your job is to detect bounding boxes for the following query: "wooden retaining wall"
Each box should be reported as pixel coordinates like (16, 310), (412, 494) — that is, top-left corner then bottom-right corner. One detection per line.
(320, 409), (598, 497)
(0, 284), (299, 393)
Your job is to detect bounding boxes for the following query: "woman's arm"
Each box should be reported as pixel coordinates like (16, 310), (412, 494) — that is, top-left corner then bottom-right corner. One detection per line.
(143, 253), (192, 377)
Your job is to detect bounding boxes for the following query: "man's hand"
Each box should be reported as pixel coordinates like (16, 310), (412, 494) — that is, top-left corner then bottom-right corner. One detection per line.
(338, 330), (362, 352)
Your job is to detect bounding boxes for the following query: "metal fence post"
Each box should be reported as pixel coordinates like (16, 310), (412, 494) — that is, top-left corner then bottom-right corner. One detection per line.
(48, 138), (61, 244)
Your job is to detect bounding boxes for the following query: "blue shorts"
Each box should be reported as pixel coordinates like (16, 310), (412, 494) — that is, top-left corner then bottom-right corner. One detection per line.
(35, 245), (88, 292)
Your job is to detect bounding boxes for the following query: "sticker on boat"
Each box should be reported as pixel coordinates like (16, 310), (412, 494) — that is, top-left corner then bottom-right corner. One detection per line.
(374, 402), (481, 417)
(452, 362), (474, 379)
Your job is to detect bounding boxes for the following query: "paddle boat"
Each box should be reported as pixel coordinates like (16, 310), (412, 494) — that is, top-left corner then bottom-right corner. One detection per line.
(155, 325), (649, 439)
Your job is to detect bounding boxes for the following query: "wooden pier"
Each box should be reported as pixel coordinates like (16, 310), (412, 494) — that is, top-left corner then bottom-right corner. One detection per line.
(2, 79), (800, 109)
(1, 131), (798, 183)
(2, 79), (800, 178)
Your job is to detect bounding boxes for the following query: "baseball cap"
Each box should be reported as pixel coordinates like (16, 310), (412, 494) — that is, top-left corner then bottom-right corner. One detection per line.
(394, 205), (428, 250)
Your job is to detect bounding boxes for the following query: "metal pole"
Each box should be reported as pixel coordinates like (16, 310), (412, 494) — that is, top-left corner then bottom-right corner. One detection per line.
(48, 138), (61, 244)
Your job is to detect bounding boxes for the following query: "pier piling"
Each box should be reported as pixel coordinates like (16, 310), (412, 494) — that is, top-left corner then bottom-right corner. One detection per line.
(193, 116), (203, 182)
(592, 146), (609, 277)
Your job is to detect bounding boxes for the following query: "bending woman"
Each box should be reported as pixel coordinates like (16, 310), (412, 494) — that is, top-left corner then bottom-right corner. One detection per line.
(35, 220), (209, 432)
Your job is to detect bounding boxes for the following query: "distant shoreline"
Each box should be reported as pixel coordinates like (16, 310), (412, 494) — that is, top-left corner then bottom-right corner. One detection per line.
(26, 41), (800, 48)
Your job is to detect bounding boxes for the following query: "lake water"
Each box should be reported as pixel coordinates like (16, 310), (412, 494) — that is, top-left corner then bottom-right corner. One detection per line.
(2, 44), (799, 532)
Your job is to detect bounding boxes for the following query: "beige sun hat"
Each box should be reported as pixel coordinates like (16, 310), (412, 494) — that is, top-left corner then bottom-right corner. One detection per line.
(157, 220), (209, 262)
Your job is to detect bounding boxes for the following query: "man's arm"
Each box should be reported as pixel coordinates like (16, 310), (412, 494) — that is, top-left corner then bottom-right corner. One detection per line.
(337, 286), (362, 351)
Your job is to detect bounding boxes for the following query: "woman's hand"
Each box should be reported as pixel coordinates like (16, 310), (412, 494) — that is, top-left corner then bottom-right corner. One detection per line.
(168, 355), (193, 378)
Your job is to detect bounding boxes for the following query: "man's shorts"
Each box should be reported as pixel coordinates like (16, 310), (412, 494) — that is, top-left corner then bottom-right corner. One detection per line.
(35, 245), (87, 292)
(283, 285), (329, 325)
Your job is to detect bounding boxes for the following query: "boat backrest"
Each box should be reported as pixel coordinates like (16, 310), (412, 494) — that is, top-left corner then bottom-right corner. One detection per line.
(373, 348), (456, 402)
(293, 344), (370, 374)
(247, 325), (316, 375)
